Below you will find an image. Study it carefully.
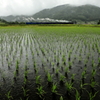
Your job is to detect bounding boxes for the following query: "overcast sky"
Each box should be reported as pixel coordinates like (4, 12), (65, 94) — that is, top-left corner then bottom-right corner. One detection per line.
(0, 0), (100, 16)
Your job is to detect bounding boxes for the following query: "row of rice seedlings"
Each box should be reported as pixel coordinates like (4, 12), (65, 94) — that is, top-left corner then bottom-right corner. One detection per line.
(21, 86), (29, 99)
(0, 28), (99, 71)
(5, 90), (13, 100)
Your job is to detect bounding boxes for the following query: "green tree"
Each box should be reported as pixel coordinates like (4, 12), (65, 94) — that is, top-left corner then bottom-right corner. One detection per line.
(97, 20), (100, 24)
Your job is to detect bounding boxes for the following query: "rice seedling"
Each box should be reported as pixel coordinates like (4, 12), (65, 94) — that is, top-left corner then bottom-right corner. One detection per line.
(34, 67), (38, 74)
(84, 59), (88, 66)
(47, 72), (53, 86)
(69, 62), (72, 69)
(35, 75), (41, 85)
(60, 96), (63, 100)
(36, 85), (45, 99)
(34, 61), (36, 68)
(65, 81), (75, 96)
(51, 83), (58, 93)
(91, 69), (96, 79)
(24, 69), (29, 79)
(65, 67), (70, 78)
(62, 55), (66, 65)
(71, 74), (75, 83)
(83, 66), (87, 73)
(75, 89), (81, 100)
(20, 97), (29, 100)
(8, 61), (11, 69)
(22, 87), (29, 98)
(55, 68), (59, 76)
(60, 74), (66, 85)
(16, 60), (19, 72)
(5, 90), (13, 100)
(24, 76), (27, 85)
(51, 83), (59, 99)
(1, 71), (6, 81)
(81, 71), (86, 83)
(98, 57), (100, 66)
(13, 71), (17, 81)
(68, 53), (71, 61)
(90, 80), (99, 90)
(87, 91), (99, 100)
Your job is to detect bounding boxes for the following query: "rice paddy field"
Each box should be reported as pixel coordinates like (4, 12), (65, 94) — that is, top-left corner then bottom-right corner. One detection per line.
(0, 26), (100, 100)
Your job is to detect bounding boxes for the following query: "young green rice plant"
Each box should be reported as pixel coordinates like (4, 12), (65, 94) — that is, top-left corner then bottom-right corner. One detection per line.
(36, 85), (45, 99)
(56, 61), (60, 67)
(90, 79), (99, 93)
(55, 68), (59, 76)
(51, 83), (59, 99)
(68, 52), (71, 61)
(68, 61), (72, 69)
(61, 65), (64, 71)
(13, 71), (17, 81)
(83, 66), (87, 73)
(24, 76), (27, 85)
(26, 54), (28, 60)
(34, 67), (38, 74)
(35, 75), (41, 85)
(54, 55), (57, 62)
(44, 67), (48, 74)
(92, 60), (95, 67)
(81, 71), (86, 84)
(24, 70), (28, 79)
(41, 48), (45, 56)
(98, 49), (100, 55)
(1, 71), (6, 81)
(91, 69), (96, 80)
(34, 61), (36, 68)
(87, 91), (99, 100)
(84, 59), (88, 66)
(33, 61), (38, 73)
(20, 47), (23, 55)
(60, 96), (63, 100)
(24, 60), (28, 71)
(51, 62), (55, 67)
(51, 62), (55, 72)
(22, 87), (29, 98)
(60, 74), (66, 85)
(75, 89), (81, 100)
(79, 80), (89, 95)
(8, 61), (11, 69)
(16, 60), (19, 72)
(79, 56), (82, 63)
(98, 57), (100, 66)
(47, 72), (53, 86)
(20, 97), (29, 100)
(71, 74), (75, 83)
(5, 90), (13, 100)
(62, 55), (66, 65)
(65, 81), (74, 96)
(32, 52), (34, 59)
(51, 83), (57, 94)
(87, 53), (90, 59)
(65, 67), (70, 78)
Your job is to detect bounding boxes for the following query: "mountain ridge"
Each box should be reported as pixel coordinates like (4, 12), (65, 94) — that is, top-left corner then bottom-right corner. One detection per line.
(0, 4), (100, 23)
(33, 4), (100, 22)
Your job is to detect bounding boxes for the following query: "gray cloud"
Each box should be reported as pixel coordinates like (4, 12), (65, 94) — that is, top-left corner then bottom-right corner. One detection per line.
(0, 0), (100, 16)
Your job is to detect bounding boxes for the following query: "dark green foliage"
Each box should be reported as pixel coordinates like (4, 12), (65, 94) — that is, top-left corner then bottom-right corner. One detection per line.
(33, 4), (100, 22)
